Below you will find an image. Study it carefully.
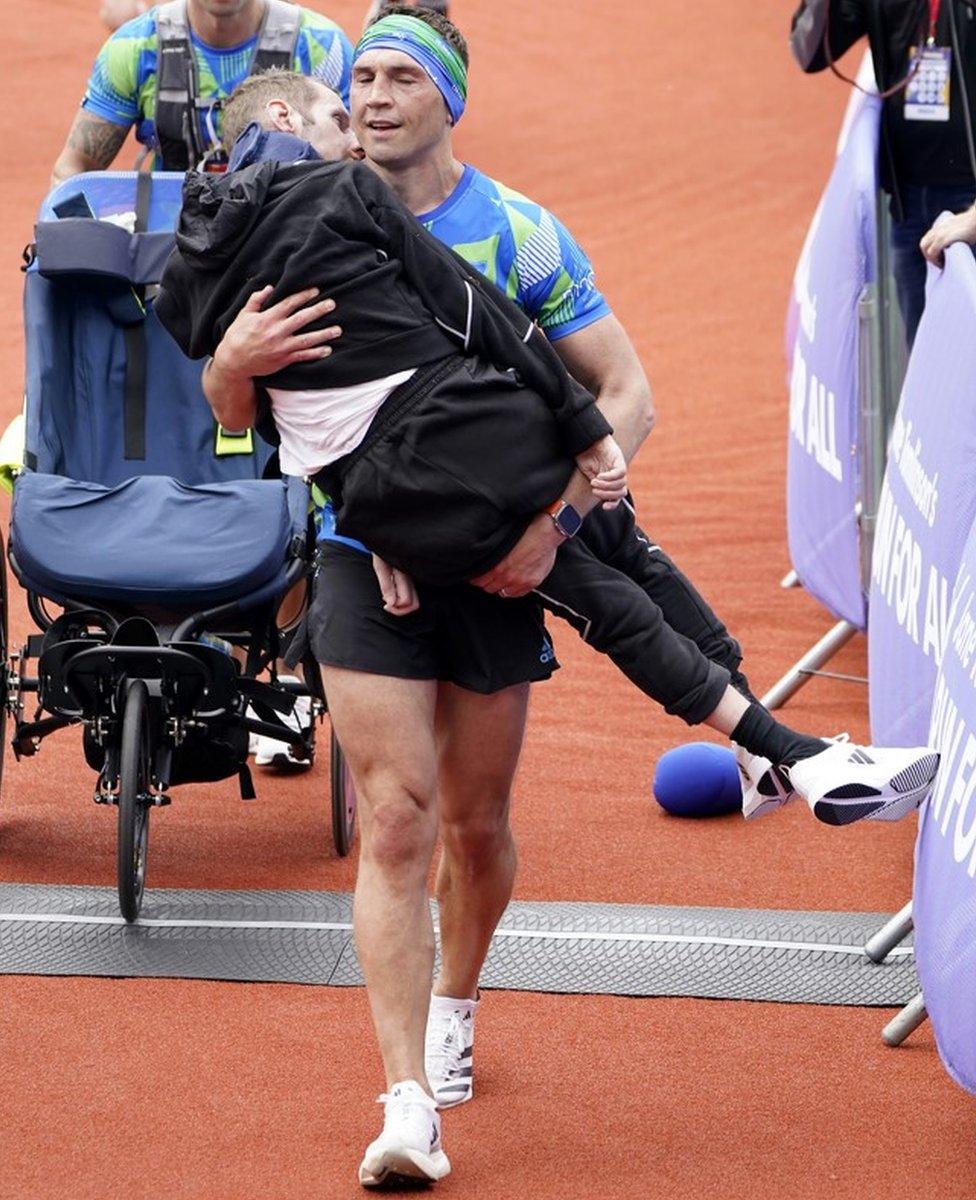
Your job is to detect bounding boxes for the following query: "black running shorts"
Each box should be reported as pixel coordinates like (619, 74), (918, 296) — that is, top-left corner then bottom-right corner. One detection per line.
(309, 541), (559, 694)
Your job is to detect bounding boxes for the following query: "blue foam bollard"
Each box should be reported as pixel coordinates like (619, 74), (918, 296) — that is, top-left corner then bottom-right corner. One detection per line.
(653, 742), (742, 818)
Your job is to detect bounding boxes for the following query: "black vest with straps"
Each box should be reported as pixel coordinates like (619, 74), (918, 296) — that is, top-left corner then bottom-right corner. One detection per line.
(154, 0), (301, 172)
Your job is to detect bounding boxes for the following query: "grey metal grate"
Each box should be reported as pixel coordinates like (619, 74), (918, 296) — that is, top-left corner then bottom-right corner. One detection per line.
(0, 885), (917, 1005)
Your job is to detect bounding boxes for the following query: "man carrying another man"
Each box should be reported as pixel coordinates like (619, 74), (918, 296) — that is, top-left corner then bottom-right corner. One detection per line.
(184, 12), (941, 1184)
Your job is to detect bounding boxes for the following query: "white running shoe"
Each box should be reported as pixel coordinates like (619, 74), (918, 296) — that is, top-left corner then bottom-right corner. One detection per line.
(733, 743), (794, 820)
(358, 1080), (450, 1189)
(425, 994), (477, 1108)
(254, 678), (312, 772)
(788, 742), (940, 826)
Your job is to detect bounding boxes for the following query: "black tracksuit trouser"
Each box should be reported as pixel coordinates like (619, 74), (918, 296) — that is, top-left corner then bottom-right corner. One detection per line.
(537, 523), (730, 724)
(319, 357), (742, 725)
(570, 500), (744, 723)
(578, 500), (745, 685)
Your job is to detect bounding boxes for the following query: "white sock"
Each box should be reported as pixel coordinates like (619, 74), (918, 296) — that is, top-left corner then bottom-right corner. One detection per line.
(388, 1079), (436, 1105)
(429, 993), (479, 1018)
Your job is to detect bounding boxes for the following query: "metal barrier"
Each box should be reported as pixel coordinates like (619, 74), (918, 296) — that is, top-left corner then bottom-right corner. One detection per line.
(766, 191), (905, 712)
(857, 195), (907, 591)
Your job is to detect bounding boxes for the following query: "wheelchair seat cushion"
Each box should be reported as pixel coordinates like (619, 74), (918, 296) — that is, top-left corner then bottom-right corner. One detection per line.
(11, 472), (293, 607)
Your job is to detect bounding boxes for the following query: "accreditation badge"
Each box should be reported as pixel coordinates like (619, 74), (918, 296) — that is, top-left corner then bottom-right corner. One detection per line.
(904, 46), (952, 122)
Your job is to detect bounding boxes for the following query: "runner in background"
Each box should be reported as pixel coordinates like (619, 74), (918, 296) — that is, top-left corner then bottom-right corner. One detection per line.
(55, 0), (353, 182)
(103, 2), (451, 37)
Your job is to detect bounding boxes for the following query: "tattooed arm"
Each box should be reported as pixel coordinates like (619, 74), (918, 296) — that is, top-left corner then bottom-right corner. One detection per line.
(51, 110), (130, 186)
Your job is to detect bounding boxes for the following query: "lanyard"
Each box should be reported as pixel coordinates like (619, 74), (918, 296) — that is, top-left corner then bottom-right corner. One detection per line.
(928, 0), (943, 43)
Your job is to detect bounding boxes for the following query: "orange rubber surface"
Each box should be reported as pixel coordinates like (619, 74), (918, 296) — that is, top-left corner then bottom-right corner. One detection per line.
(0, 3), (974, 1197)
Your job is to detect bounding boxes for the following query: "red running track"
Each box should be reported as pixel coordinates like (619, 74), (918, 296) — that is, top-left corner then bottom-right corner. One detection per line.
(0, 3), (973, 1197)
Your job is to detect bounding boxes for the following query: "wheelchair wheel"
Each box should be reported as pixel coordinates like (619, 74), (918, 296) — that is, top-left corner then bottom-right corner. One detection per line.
(117, 679), (152, 923)
(330, 728), (356, 857)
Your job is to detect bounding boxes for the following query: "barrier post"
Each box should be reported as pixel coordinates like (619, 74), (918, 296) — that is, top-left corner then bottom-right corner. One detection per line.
(882, 993), (927, 1048)
(857, 193), (906, 599)
(857, 282), (881, 592)
(875, 195), (908, 440)
(858, 193), (907, 591)
(761, 621), (858, 711)
(859, 201), (916, 1041)
(864, 901), (913, 964)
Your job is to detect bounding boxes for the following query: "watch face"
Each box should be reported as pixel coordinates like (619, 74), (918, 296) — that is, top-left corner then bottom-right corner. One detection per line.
(556, 503), (583, 537)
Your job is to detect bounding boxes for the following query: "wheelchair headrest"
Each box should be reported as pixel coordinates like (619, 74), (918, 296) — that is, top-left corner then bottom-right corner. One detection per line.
(34, 218), (174, 289)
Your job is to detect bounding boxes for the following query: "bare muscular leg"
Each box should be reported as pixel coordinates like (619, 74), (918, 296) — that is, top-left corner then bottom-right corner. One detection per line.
(322, 665), (440, 1091)
(433, 682), (529, 1000)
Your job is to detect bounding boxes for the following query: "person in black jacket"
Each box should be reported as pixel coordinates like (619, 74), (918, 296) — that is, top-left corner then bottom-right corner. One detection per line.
(791, 0), (976, 345)
(156, 90), (944, 1188)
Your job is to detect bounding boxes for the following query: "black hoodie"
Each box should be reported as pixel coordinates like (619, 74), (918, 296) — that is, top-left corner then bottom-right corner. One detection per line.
(155, 157), (610, 456)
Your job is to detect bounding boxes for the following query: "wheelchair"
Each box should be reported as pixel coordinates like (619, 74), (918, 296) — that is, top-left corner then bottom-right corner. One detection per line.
(4, 170), (357, 922)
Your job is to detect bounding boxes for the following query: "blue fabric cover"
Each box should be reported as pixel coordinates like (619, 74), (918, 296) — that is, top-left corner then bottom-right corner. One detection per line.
(17, 172), (307, 612)
(24, 172), (275, 488)
(34, 219), (174, 286)
(653, 743), (742, 818)
(23, 279), (277, 486)
(11, 473), (292, 606)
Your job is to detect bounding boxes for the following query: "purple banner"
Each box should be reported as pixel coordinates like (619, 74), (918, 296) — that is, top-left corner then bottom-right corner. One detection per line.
(915, 515), (976, 1097)
(868, 243), (976, 747)
(785, 95), (879, 630)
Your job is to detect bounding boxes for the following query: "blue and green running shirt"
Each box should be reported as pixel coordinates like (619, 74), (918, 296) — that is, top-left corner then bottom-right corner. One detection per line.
(419, 165), (610, 341)
(82, 6), (352, 164)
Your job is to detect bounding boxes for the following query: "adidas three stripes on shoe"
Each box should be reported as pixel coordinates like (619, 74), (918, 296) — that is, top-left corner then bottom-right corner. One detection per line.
(425, 993), (477, 1108)
(787, 742), (940, 826)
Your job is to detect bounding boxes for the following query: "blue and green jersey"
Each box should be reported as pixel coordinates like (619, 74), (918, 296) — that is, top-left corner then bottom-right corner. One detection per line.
(82, 6), (352, 163)
(420, 164), (610, 341)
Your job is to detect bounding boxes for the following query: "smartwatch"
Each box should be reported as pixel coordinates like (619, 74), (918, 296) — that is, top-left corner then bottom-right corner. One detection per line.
(545, 498), (583, 539)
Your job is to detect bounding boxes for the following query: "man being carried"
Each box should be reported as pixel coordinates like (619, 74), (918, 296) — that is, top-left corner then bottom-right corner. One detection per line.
(158, 72), (941, 1188)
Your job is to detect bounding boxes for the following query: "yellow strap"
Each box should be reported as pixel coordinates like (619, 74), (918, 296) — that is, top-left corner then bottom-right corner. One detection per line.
(0, 414), (25, 495)
(214, 424), (254, 456)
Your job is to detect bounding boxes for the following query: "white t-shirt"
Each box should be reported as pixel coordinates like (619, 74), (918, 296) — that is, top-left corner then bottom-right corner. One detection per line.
(267, 368), (416, 477)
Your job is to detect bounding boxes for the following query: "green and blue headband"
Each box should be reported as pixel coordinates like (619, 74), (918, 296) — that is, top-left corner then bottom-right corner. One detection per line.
(355, 14), (468, 125)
